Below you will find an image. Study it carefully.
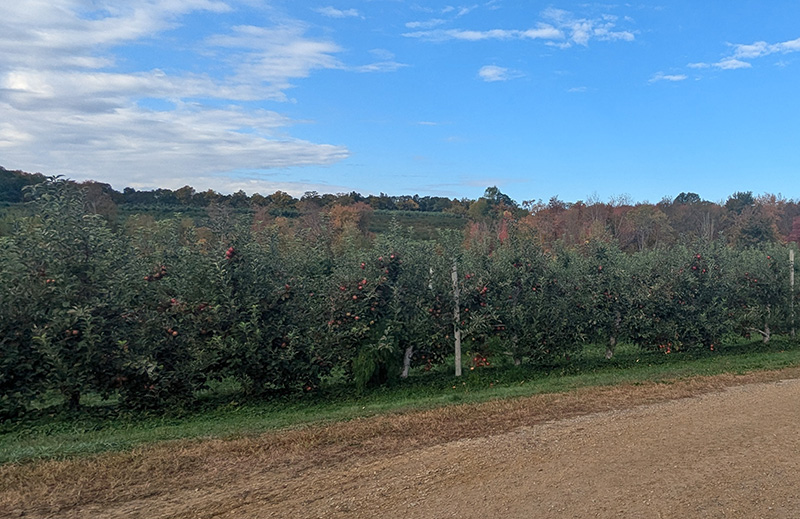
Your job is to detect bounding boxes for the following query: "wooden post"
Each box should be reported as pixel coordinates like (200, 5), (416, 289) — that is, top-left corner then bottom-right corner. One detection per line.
(790, 249), (795, 338)
(451, 259), (462, 377)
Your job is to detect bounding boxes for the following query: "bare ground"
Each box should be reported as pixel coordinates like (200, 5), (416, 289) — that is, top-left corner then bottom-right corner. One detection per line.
(3, 368), (800, 519)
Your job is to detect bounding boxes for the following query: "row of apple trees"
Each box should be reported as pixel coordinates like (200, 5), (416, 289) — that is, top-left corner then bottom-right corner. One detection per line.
(0, 178), (796, 419)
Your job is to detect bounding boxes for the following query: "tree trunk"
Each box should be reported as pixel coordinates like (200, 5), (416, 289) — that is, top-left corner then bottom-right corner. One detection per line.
(66, 389), (81, 411)
(605, 310), (621, 359)
(400, 343), (414, 378)
(605, 335), (617, 360)
(512, 335), (521, 365)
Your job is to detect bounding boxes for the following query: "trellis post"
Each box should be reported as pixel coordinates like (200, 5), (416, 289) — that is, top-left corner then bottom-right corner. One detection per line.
(452, 258), (462, 377)
(790, 249), (795, 338)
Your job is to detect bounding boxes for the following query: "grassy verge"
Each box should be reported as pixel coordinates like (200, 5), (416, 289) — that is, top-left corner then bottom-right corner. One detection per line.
(2, 336), (799, 465)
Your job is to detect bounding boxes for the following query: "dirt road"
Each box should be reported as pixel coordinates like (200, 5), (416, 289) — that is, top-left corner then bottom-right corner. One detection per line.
(3, 370), (800, 518)
(297, 380), (800, 519)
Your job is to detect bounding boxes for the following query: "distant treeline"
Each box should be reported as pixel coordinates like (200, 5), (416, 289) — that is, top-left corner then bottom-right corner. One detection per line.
(0, 166), (466, 213)
(2, 166), (800, 249)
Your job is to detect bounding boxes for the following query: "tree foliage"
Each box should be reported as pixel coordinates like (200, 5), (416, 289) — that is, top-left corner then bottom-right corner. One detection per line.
(1, 176), (798, 419)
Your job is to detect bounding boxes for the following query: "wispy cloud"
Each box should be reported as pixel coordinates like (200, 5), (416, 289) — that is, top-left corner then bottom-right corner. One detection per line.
(714, 58), (752, 70)
(412, 4), (482, 16)
(731, 37), (800, 59)
(688, 36), (800, 70)
(649, 72), (688, 82)
(0, 0), (231, 70)
(206, 23), (344, 100)
(732, 41), (771, 59)
(405, 19), (447, 29)
(689, 58), (750, 70)
(353, 61), (408, 73)
(541, 8), (635, 47)
(353, 49), (407, 73)
(478, 65), (523, 82)
(313, 6), (362, 19)
(456, 5), (479, 17)
(404, 26), (563, 42)
(403, 7), (634, 47)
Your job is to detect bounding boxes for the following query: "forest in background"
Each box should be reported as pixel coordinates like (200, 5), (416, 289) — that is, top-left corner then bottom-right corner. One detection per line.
(3, 165), (800, 249)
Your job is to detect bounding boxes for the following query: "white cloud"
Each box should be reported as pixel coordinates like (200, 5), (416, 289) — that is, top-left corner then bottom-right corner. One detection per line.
(404, 26), (562, 42)
(569, 21), (593, 46)
(403, 7), (633, 47)
(689, 58), (752, 70)
(732, 41), (770, 59)
(1, 21), (346, 108)
(714, 58), (751, 70)
(457, 5), (479, 17)
(778, 37), (800, 52)
(353, 61), (408, 73)
(352, 49), (407, 73)
(540, 7), (634, 47)
(1, 100), (349, 191)
(313, 6), (361, 19)
(0, 0), (231, 70)
(649, 72), (688, 83)
(478, 65), (523, 82)
(1, 68), (267, 111)
(405, 19), (447, 29)
(688, 36), (800, 73)
(594, 27), (635, 42)
(404, 29), (498, 41)
(0, 122), (33, 148)
(731, 37), (800, 59)
(206, 23), (343, 100)
(522, 25), (565, 40)
(0, 1), (366, 193)
(369, 48), (396, 60)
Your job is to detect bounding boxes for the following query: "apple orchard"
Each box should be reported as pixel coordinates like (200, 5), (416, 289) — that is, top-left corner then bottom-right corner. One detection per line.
(0, 177), (797, 418)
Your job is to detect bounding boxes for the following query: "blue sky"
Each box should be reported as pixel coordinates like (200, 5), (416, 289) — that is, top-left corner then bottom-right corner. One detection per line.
(2, 1), (800, 204)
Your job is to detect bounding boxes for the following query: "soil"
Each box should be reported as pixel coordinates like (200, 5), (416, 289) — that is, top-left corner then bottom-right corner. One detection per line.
(3, 369), (800, 518)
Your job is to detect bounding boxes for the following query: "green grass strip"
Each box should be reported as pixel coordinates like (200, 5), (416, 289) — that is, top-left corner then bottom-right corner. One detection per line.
(2, 337), (799, 465)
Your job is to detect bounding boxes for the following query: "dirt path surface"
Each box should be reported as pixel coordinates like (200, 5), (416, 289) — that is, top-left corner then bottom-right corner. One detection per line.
(3, 370), (800, 518)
